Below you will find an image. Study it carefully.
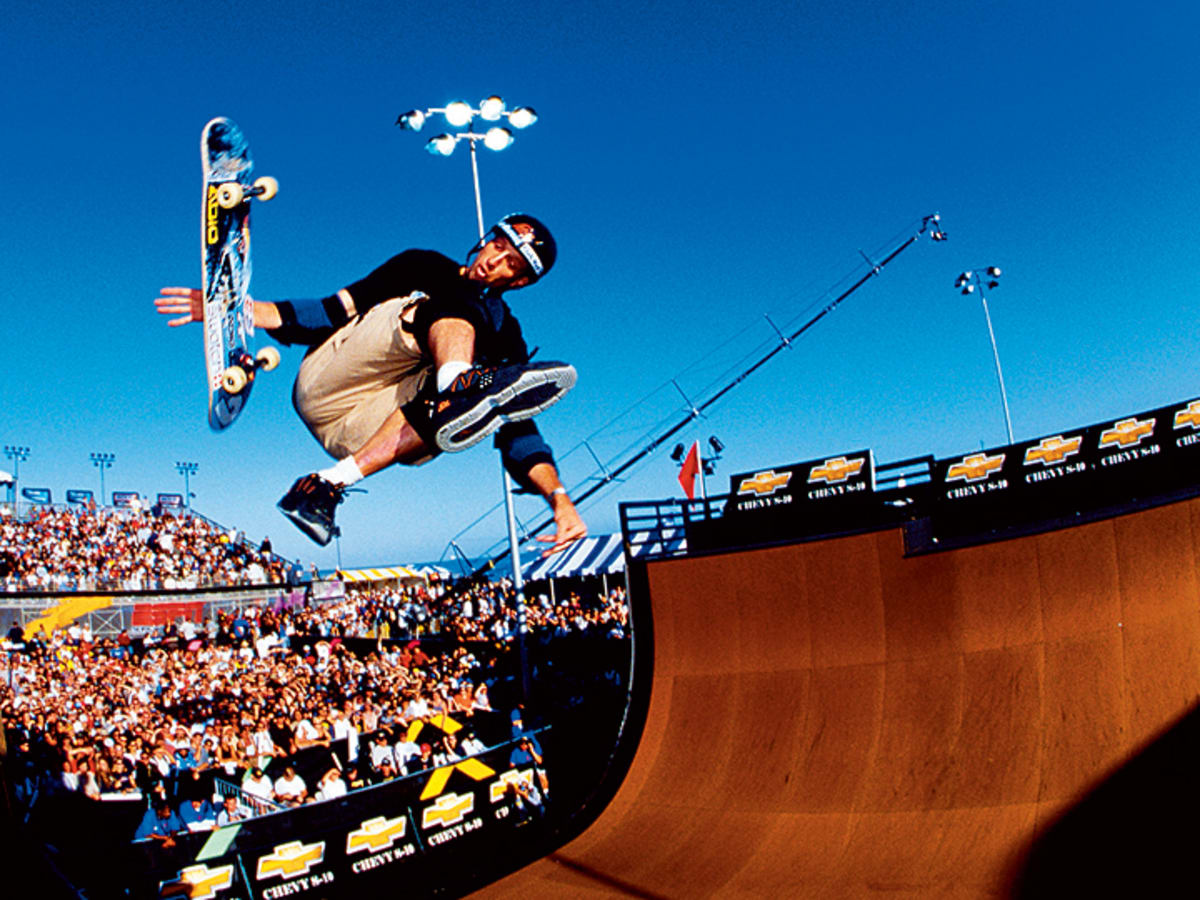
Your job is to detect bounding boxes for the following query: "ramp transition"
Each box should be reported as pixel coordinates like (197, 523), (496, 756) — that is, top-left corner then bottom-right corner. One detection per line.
(478, 497), (1200, 896)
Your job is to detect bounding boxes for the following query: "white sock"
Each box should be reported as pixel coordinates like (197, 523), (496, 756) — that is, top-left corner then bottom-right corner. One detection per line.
(437, 361), (474, 392)
(319, 456), (364, 487)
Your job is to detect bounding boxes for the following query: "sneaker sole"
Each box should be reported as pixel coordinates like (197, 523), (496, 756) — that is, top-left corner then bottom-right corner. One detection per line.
(435, 363), (576, 453)
(277, 502), (335, 546)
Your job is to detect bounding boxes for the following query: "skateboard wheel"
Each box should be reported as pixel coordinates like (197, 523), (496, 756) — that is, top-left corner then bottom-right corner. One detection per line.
(217, 182), (244, 208)
(253, 176), (279, 202)
(256, 346), (281, 371)
(222, 366), (249, 394)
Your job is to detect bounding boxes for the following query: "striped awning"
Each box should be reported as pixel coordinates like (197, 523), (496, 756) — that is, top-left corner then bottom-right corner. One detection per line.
(338, 565), (421, 583)
(625, 526), (688, 560)
(522, 533), (626, 582)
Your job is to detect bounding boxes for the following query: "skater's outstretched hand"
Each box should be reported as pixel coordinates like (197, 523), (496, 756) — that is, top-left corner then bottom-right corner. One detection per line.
(538, 497), (587, 558)
(155, 286), (203, 326)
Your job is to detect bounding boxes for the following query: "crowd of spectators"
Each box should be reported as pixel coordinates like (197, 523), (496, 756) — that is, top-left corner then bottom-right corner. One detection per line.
(340, 578), (629, 644)
(0, 503), (287, 591)
(0, 578), (628, 843)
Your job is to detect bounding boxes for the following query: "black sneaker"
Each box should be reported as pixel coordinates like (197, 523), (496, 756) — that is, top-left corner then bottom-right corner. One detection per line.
(277, 474), (344, 546)
(431, 361), (576, 453)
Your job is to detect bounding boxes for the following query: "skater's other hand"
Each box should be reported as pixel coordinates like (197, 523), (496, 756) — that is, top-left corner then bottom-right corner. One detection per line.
(155, 287), (203, 326)
(538, 500), (587, 557)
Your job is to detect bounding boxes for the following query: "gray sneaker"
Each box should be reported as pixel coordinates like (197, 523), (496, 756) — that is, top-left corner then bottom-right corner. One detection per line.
(430, 361), (576, 452)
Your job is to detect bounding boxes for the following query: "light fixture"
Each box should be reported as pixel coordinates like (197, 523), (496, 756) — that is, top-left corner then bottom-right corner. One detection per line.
(508, 106), (538, 129)
(671, 443), (685, 462)
(443, 101), (473, 127)
(396, 109), (426, 131)
(425, 134), (457, 156)
(479, 95), (506, 121)
(483, 126), (513, 151)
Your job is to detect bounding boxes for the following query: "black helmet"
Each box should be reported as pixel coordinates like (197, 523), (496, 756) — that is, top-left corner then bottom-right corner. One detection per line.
(487, 213), (557, 281)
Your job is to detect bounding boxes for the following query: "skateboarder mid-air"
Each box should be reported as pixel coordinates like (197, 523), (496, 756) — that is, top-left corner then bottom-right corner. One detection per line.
(157, 213), (586, 553)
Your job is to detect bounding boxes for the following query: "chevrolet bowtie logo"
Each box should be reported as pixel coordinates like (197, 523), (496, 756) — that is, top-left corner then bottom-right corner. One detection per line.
(256, 841), (325, 881)
(737, 470), (792, 496)
(347, 816), (408, 855)
(160, 864), (234, 899)
(420, 757), (495, 801)
(808, 456), (866, 484)
(1024, 435), (1082, 466)
(946, 453), (1005, 483)
(1175, 401), (1200, 431)
(1100, 417), (1156, 448)
(422, 792), (475, 830)
(490, 767), (534, 803)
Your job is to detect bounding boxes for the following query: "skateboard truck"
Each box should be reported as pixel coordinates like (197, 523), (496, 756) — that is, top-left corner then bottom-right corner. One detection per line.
(222, 346), (281, 394)
(216, 176), (279, 209)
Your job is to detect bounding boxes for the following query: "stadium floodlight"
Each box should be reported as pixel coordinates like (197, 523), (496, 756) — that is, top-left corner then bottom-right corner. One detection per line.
(3, 445), (30, 501)
(444, 100), (474, 127)
(954, 267), (1013, 445)
(479, 95), (506, 121)
(508, 107), (538, 129)
(396, 109), (426, 131)
(175, 461), (199, 511)
(425, 134), (458, 157)
(90, 451), (116, 506)
(483, 126), (513, 151)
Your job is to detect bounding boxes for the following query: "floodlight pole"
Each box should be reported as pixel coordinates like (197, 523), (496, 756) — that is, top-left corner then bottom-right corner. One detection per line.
(175, 461), (198, 511)
(957, 268), (1014, 445)
(398, 96), (534, 699)
(980, 289), (1014, 445)
(3, 445), (30, 506)
(90, 452), (115, 507)
(457, 130), (528, 634)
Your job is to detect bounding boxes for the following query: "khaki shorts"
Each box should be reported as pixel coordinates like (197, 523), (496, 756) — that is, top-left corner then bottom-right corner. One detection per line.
(292, 295), (432, 459)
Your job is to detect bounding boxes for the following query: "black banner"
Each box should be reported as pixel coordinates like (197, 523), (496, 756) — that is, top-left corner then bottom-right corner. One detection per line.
(157, 493), (184, 509)
(112, 491), (141, 509)
(66, 489), (94, 505)
(21, 487), (51, 504)
(724, 449), (876, 516)
(152, 738), (548, 899)
(683, 450), (878, 552)
(926, 396), (1200, 542)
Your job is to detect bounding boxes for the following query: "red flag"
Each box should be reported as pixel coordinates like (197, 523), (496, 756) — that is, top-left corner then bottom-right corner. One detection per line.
(678, 441), (701, 499)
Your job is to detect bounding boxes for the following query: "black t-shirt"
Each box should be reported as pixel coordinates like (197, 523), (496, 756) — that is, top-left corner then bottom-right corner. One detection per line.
(271, 249), (530, 366)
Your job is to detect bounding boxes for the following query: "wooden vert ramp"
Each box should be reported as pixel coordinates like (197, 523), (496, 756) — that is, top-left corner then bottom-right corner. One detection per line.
(478, 498), (1200, 897)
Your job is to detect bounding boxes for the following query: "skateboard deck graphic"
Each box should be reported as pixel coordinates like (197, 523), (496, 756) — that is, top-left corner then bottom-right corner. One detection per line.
(201, 116), (279, 431)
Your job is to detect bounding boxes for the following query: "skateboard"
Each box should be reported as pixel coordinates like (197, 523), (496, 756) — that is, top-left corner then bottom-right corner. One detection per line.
(201, 116), (280, 431)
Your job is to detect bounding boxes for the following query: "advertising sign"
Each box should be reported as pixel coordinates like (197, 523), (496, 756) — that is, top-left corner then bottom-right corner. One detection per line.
(923, 397), (1200, 547)
(153, 739), (547, 899)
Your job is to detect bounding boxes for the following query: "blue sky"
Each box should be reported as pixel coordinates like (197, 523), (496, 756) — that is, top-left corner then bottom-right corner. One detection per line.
(4, 1), (1200, 570)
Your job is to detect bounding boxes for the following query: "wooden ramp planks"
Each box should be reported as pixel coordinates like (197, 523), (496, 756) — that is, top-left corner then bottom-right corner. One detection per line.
(478, 498), (1200, 897)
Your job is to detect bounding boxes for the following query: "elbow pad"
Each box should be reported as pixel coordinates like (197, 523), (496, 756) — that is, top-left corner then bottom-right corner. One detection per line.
(265, 297), (343, 347)
(496, 421), (555, 492)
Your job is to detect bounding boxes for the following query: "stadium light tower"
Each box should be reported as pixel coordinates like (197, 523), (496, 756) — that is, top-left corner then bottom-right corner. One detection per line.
(90, 452), (115, 506)
(396, 93), (541, 616)
(3, 445), (30, 503)
(175, 461), (198, 511)
(397, 96), (538, 238)
(954, 267), (1014, 445)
